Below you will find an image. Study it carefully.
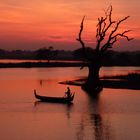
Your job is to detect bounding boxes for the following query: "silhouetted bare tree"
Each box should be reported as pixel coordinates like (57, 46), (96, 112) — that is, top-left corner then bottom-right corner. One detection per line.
(77, 5), (133, 93)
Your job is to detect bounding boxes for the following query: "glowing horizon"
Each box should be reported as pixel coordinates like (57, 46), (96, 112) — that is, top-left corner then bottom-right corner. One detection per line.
(0, 0), (140, 51)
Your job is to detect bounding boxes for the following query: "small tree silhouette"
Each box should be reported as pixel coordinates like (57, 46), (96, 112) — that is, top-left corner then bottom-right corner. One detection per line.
(77, 5), (133, 93)
(36, 46), (55, 62)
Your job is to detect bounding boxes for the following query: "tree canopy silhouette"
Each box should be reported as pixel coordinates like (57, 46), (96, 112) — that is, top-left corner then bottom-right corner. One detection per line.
(36, 46), (56, 62)
(77, 5), (133, 93)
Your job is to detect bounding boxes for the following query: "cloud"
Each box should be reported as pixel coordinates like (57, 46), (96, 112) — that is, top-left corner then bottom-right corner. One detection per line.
(0, 0), (139, 51)
(48, 35), (63, 39)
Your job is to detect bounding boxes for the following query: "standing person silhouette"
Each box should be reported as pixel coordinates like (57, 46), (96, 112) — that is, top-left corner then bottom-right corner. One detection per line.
(65, 87), (71, 98)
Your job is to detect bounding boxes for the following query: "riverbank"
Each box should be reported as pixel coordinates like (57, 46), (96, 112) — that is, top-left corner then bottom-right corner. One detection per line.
(0, 61), (140, 68)
(0, 62), (86, 68)
(59, 73), (140, 90)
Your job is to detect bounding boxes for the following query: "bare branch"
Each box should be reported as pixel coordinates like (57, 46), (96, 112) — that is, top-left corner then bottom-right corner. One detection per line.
(77, 5), (133, 58)
(77, 16), (85, 41)
(109, 5), (112, 22)
(96, 5), (116, 52)
(112, 30), (133, 41)
(100, 15), (132, 52)
(109, 16), (130, 39)
(110, 37), (117, 45)
(103, 6), (116, 33)
(76, 16), (91, 61)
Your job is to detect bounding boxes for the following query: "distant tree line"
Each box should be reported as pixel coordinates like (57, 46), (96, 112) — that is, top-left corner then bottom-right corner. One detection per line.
(73, 48), (140, 66)
(0, 48), (140, 66)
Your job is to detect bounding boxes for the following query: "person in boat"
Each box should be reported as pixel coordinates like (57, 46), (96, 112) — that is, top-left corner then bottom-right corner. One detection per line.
(65, 87), (71, 98)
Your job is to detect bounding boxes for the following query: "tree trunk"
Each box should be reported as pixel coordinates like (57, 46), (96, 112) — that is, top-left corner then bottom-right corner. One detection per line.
(82, 62), (103, 94)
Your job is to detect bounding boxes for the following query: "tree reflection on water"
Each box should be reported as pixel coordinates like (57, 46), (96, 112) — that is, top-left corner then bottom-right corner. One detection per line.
(33, 87), (114, 140)
(76, 96), (113, 140)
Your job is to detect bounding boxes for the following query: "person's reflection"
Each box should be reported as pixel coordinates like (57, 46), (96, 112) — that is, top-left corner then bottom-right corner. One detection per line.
(39, 80), (43, 86)
(65, 103), (74, 119)
(38, 80), (46, 87)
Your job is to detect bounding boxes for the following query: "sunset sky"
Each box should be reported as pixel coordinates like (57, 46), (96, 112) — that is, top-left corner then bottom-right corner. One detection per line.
(0, 0), (140, 51)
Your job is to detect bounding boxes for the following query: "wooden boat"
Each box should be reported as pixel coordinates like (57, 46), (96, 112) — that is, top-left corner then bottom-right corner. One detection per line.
(34, 90), (74, 103)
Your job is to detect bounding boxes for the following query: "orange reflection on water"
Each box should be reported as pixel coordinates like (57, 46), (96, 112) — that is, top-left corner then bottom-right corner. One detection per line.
(0, 67), (140, 140)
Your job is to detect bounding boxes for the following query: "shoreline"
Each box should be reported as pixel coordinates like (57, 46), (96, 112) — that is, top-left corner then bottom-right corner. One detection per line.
(0, 61), (139, 90)
(0, 61), (140, 68)
(59, 73), (140, 90)
(59, 80), (140, 90)
(0, 62), (85, 68)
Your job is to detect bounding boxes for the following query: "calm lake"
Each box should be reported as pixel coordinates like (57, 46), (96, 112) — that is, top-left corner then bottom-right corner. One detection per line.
(0, 66), (140, 140)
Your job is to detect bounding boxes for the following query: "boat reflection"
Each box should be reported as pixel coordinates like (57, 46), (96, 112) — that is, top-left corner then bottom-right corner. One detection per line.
(34, 101), (74, 119)
(33, 89), (113, 140)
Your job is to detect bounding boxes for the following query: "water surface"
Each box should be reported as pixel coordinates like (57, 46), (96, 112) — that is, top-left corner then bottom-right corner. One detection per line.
(0, 67), (140, 140)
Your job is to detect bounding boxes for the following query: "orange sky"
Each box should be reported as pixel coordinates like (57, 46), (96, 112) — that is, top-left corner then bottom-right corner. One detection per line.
(0, 0), (140, 51)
